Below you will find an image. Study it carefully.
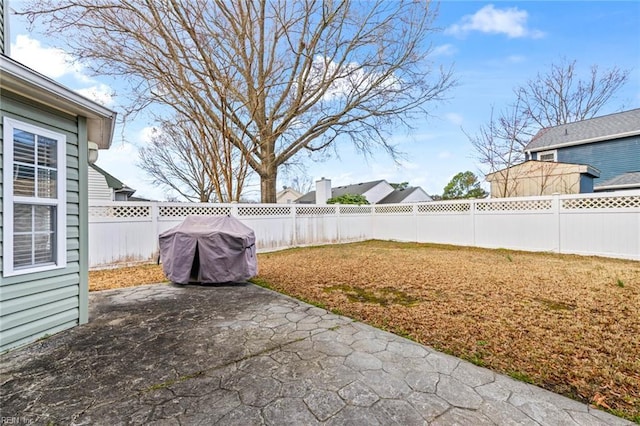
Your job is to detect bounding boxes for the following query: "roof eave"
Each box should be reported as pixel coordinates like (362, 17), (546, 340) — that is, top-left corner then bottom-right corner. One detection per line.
(584, 165), (600, 178)
(594, 183), (640, 191)
(485, 161), (600, 180)
(0, 55), (116, 149)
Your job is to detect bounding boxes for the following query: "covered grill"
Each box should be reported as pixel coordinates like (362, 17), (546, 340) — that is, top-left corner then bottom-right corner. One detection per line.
(159, 216), (257, 284)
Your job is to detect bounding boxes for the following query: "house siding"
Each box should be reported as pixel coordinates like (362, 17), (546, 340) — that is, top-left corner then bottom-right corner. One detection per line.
(0, 91), (84, 352)
(88, 165), (113, 200)
(533, 136), (640, 184)
(363, 182), (394, 204)
(580, 174), (594, 193)
(401, 189), (432, 203)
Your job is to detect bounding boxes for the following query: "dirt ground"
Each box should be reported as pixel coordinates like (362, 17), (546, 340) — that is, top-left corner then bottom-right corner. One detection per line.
(89, 240), (640, 422)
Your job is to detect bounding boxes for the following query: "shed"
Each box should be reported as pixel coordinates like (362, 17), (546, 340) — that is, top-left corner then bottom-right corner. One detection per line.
(485, 160), (600, 198)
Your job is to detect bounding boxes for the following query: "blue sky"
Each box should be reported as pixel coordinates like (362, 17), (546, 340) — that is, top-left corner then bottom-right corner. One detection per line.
(7, 1), (640, 201)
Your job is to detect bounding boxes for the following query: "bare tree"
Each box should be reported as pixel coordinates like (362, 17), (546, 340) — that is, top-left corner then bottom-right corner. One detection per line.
(465, 97), (530, 197)
(286, 175), (314, 195)
(21, 0), (455, 202)
(467, 58), (629, 189)
(519, 59), (630, 128)
(138, 116), (251, 202)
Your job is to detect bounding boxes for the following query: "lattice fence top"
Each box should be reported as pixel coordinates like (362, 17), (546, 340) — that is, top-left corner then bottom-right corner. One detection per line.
(238, 206), (292, 216)
(295, 206), (338, 215)
(159, 205), (232, 217)
(89, 205), (150, 218)
(374, 204), (414, 214)
(339, 206), (373, 214)
(476, 199), (552, 212)
(563, 195), (640, 210)
(417, 203), (470, 213)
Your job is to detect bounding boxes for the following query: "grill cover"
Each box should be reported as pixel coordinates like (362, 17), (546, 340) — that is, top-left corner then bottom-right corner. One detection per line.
(159, 216), (257, 284)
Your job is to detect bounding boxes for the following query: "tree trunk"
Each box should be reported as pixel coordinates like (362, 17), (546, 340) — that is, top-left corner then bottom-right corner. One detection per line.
(260, 169), (278, 203)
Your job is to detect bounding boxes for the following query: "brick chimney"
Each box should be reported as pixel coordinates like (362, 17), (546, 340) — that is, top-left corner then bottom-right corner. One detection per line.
(315, 177), (332, 204)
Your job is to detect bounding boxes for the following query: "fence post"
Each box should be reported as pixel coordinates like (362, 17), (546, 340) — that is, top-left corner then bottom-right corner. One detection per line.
(413, 203), (418, 243)
(230, 202), (239, 217)
(291, 205), (297, 246)
(371, 204), (377, 240)
(335, 204), (340, 243)
(552, 193), (561, 254)
(470, 199), (476, 247)
(151, 202), (159, 256)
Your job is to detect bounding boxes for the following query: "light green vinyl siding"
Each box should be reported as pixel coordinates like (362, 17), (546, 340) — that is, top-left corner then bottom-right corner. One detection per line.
(0, 90), (85, 352)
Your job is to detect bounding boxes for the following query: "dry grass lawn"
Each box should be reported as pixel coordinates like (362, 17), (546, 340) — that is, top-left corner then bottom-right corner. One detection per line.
(89, 240), (640, 422)
(89, 263), (169, 291)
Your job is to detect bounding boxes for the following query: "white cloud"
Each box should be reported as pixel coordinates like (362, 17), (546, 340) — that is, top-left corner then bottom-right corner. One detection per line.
(438, 151), (452, 159)
(432, 44), (457, 57)
(75, 84), (115, 107)
(11, 34), (117, 106)
(446, 5), (544, 39)
(507, 55), (527, 63)
(310, 55), (401, 102)
(101, 140), (137, 157)
(398, 160), (420, 170)
(445, 113), (464, 126)
(11, 34), (85, 80)
(139, 126), (162, 144)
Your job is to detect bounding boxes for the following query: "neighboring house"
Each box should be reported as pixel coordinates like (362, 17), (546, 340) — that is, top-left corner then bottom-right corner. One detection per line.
(89, 163), (136, 201)
(378, 186), (432, 203)
(276, 187), (302, 204)
(486, 160), (600, 198)
(297, 179), (393, 204)
(1, 30), (115, 350)
(524, 108), (640, 192)
(296, 178), (432, 204)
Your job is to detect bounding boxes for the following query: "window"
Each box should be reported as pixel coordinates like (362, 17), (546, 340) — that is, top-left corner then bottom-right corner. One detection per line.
(538, 150), (557, 162)
(3, 117), (66, 276)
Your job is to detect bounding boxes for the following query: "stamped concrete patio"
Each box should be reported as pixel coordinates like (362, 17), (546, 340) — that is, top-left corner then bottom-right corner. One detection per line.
(0, 283), (632, 425)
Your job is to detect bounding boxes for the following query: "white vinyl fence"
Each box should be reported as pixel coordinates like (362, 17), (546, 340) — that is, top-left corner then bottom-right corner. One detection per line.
(89, 190), (640, 268)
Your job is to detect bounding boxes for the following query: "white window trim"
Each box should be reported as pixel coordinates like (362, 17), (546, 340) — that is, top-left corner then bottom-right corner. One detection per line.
(3, 117), (67, 277)
(538, 149), (557, 162)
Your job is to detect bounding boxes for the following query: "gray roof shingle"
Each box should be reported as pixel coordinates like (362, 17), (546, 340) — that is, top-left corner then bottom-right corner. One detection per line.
(525, 108), (640, 152)
(594, 171), (640, 190)
(377, 187), (426, 204)
(296, 180), (386, 203)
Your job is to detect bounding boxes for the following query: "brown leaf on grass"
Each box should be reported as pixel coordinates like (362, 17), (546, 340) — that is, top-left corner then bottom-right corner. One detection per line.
(89, 264), (168, 291)
(591, 392), (611, 409)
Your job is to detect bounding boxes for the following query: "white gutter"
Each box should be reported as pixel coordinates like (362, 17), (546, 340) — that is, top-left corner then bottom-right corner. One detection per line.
(594, 183), (640, 191)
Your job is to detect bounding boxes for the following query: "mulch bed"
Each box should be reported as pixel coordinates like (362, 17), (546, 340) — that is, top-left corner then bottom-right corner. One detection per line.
(89, 240), (640, 422)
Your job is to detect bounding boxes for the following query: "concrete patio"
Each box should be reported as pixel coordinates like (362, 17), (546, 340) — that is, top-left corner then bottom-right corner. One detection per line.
(0, 283), (632, 425)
